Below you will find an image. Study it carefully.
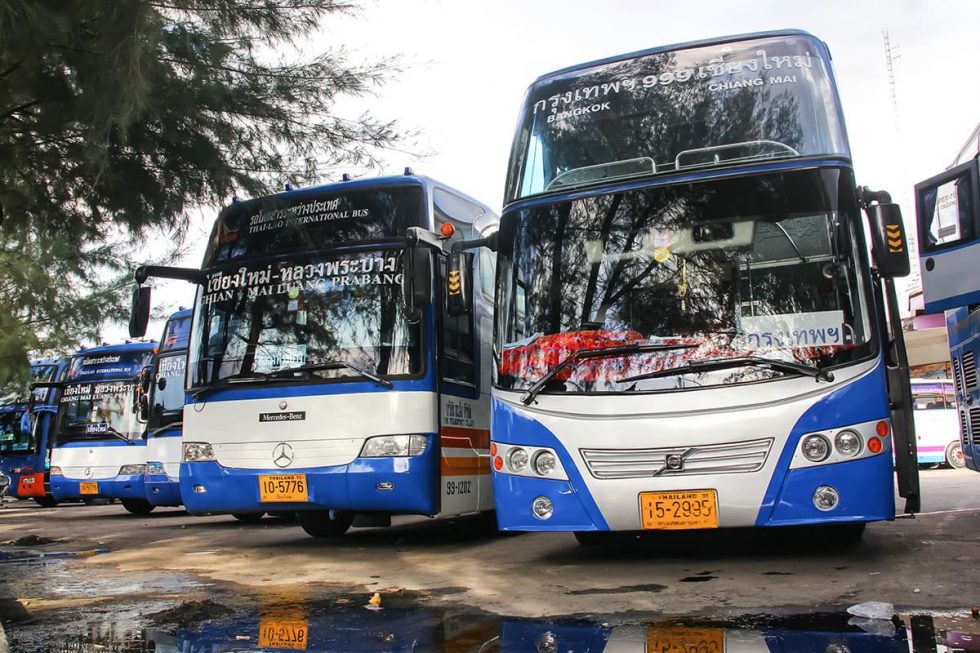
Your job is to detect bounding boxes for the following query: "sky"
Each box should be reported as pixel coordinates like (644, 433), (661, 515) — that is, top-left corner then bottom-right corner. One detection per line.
(126, 0), (980, 343)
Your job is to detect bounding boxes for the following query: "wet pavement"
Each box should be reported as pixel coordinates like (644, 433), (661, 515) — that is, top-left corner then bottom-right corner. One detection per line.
(0, 468), (978, 651)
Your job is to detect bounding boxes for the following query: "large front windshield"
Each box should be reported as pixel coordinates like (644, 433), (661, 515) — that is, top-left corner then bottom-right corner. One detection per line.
(55, 352), (151, 444)
(495, 168), (874, 393)
(189, 249), (421, 389)
(148, 352), (186, 431)
(0, 408), (30, 454)
(506, 34), (847, 202)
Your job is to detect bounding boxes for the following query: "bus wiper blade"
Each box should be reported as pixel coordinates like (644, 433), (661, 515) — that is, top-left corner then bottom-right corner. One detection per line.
(264, 362), (394, 390)
(521, 342), (699, 406)
(617, 356), (834, 384)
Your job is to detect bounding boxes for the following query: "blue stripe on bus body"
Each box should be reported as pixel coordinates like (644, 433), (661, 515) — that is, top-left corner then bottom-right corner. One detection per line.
(924, 287), (980, 315)
(50, 474), (147, 502)
(490, 397), (609, 531)
(755, 361), (892, 526)
(57, 440), (145, 448)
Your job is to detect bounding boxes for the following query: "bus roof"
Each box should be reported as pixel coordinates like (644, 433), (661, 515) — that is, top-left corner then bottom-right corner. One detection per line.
(72, 341), (157, 357)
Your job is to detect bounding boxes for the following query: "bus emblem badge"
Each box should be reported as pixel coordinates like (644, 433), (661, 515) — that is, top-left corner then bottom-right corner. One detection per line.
(272, 443), (294, 468)
(279, 400), (288, 410)
(83, 467), (93, 478)
(665, 454), (684, 471)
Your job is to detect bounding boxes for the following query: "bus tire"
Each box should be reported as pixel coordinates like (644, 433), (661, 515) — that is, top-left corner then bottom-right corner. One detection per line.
(297, 510), (353, 538)
(33, 496), (58, 508)
(121, 499), (155, 516)
(232, 512), (265, 523)
(573, 531), (611, 547)
(946, 441), (966, 469)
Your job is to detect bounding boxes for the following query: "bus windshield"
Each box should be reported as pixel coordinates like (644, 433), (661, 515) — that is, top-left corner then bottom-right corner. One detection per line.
(188, 249), (421, 390)
(0, 408), (30, 454)
(495, 168), (874, 393)
(148, 352), (186, 431)
(506, 34), (847, 202)
(55, 380), (144, 444)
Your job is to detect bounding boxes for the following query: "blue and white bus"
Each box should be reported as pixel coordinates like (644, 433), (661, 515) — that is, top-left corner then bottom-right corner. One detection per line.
(452, 31), (918, 542)
(143, 309), (192, 508)
(0, 358), (69, 506)
(131, 173), (499, 537)
(915, 122), (980, 472)
(49, 342), (157, 514)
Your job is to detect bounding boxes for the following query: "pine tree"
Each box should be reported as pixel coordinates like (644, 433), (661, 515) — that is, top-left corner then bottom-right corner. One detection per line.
(0, 0), (403, 388)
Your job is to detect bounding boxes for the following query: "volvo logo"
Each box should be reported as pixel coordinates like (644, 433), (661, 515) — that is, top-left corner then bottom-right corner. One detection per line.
(279, 400), (288, 410)
(272, 442), (294, 468)
(665, 454), (684, 470)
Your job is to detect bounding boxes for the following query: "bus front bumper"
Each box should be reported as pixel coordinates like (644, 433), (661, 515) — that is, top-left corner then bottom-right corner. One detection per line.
(179, 452), (439, 515)
(144, 474), (182, 507)
(50, 474), (147, 502)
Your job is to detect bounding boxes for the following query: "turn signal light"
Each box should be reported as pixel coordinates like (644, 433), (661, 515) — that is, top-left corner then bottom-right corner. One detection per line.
(490, 442), (497, 457)
(493, 456), (503, 471)
(875, 421), (889, 437)
(867, 437), (883, 454)
(439, 222), (455, 238)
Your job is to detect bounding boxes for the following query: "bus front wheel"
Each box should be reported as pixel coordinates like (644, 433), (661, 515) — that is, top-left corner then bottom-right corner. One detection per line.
(946, 441), (966, 469)
(297, 510), (353, 538)
(121, 499), (155, 516)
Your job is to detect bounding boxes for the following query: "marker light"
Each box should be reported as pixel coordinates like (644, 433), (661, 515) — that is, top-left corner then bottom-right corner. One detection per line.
(802, 435), (831, 462)
(493, 456), (503, 471)
(834, 430), (863, 457)
(876, 421), (890, 437)
(489, 442), (497, 457)
(508, 447), (529, 472)
(439, 222), (455, 238)
(813, 485), (840, 511)
(867, 437), (883, 454)
(532, 451), (557, 476)
(531, 496), (554, 520)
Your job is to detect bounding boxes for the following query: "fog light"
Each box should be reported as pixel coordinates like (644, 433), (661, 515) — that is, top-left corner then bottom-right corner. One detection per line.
(531, 496), (553, 520)
(802, 435), (831, 462)
(508, 447), (529, 473)
(834, 430), (862, 457)
(532, 451), (557, 476)
(813, 485), (840, 512)
(193, 485), (207, 493)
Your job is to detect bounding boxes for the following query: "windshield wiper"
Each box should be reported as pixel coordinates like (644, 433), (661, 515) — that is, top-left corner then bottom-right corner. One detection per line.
(189, 374), (266, 399)
(148, 419), (183, 437)
(617, 355), (834, 385)
(262, 362), (394, 389)
(520, 342), (699, 406)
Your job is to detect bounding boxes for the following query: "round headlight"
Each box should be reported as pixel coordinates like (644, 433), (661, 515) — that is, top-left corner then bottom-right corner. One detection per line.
(508, 447), (529, 472)
(834, 430), (862, 457)
(531, 496), (553, 520)
(532, 451), (557, 476)
(802, 434), (831, 462)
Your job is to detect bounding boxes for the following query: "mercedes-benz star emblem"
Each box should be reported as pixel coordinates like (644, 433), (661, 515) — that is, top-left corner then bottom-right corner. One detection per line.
(279, 400), (288, 410)
(83, 467), (93, 478)
(272, 442), (294, 468)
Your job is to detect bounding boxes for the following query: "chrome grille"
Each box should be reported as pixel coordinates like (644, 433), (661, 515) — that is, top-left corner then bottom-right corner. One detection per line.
(970, 407), (980, 446)
(580, 438), (773, 479)
(963, 351), (977, 389)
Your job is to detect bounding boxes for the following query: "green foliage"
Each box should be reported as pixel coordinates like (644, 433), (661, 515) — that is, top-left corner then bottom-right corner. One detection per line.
(0, 0), (403, 387)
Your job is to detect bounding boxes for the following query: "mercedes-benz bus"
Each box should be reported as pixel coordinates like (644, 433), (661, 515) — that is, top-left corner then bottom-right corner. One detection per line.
(49, 341), (157, 514)
(0, 358), (69, 506)
(143, 308), (192, 508)
(449, 31), (918, 542)
(131, 173), (499, 537)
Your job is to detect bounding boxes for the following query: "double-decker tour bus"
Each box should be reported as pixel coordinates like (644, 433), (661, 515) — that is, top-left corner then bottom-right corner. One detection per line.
(48, 341), (157, 514)
(142, 308), (192, 507)
(914, 121), (980, 471)
(130, 173), (498, 537)
(450, 30), (918, 542)
(0, 358), (69, 506)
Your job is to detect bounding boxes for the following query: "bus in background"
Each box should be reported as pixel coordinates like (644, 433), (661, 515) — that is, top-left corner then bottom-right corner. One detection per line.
(455, 30), (917, 543)
(131, 173), (498, 537)
(143, 308), (192, 508)
(910, 378), (964, 468)
(0, 358), (69, 506)
(49, 341), (158, 515)
(914, 122), (980, 472)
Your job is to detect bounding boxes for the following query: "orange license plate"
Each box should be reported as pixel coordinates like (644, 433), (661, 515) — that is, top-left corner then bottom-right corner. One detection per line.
(79, 482), (99, 495)
(640, 490), (718, 530)
(258, 618), (309, 650)
(647, 626), (725, 653)
(258, 474), (308, 502)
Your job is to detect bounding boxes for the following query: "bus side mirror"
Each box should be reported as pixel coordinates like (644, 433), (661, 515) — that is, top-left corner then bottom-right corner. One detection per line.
(402, 247), (433, 323)
(868, 203), (910, 278)
(130, 285), (151, 338)
(446, 251), (473, 316)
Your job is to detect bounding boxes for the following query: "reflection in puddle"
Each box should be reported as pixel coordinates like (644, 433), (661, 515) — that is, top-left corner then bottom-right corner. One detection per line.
(11, 604), (980, 652)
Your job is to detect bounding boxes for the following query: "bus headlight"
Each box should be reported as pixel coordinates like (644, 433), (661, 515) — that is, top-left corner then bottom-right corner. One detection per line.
(360, 434), (428, 457)
(802, 435), (831, 462)
(49, 466), (63, 476)
(182, 442), (215, 462)
(532, 451), (557, 476)
(834, 430), (863, 457)
(119, 464), (146, 476)
(146, 461), (166, 475)
(508, 448), (529, 473)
